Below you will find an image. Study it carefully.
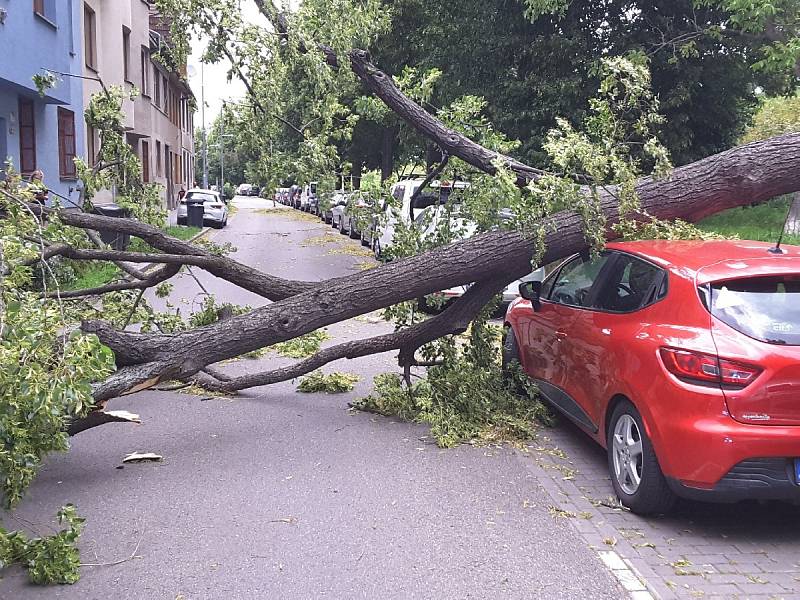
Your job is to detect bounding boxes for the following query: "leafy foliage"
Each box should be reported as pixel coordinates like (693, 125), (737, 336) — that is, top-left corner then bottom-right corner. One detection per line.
(297, 372), (360, 393)
(0, 505), (85, 584)
(354, 316), (551, 448)
(271, 329), (331, 359)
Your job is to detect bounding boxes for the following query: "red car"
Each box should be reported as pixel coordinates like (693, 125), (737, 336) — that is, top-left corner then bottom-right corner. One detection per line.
(504, 240), (800, 514)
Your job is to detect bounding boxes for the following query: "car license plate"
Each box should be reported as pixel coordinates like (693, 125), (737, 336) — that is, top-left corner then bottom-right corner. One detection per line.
(796, 459), (800, 485)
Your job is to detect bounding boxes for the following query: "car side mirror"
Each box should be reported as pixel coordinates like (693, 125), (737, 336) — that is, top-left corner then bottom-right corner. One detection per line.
(519, 280), (542, 311)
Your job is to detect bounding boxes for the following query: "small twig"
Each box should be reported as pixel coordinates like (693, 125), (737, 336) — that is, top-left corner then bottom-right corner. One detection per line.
(123, 288), (146, 329)
(186, 266), (211, 296)
(80, 529), (145, 567)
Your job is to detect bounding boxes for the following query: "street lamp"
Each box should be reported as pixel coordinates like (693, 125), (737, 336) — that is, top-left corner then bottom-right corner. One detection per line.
(212, 134), (234, 195)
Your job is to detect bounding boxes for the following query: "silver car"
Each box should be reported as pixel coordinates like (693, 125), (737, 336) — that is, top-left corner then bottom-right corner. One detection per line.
(177, 188), (228, 228)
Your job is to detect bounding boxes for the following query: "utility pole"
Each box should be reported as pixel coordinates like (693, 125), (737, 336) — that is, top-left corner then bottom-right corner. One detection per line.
(201, 63), (209, 189)
(220, 101), (225, 194)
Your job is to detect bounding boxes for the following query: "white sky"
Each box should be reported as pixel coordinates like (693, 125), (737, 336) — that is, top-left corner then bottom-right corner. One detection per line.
(187, 1), (268, 127)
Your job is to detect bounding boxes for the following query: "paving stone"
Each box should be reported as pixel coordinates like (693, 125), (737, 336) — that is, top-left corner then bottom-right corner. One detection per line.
(517, 418), (800, 599)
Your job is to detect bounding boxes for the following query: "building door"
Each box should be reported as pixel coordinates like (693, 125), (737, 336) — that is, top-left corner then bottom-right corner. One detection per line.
(18, 98), (36, 175)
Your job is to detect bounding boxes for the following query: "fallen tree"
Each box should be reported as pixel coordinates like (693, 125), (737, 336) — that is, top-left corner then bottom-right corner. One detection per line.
(11, 23), (800, 430)
(15, 128), (800, 428)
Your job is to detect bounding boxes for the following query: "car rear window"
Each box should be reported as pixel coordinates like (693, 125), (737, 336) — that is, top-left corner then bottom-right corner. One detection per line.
(708, 275), (800, 345)
(186, 192), (217, 202)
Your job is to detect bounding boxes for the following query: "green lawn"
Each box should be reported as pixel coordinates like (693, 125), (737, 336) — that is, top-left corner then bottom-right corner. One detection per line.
(64, 261), (121, 291)
(697, 196), (800, 246)
(63, 225), (201, 290)
(163, 225), (201, 240)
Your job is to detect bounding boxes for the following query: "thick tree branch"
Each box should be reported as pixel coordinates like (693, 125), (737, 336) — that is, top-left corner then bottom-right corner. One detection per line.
(46, 263), (180, 299)
(79, 131), (800, 402)
(189, 274), (509, 393)
(347, 50), (545, 184)
(23, 207), (315, 300)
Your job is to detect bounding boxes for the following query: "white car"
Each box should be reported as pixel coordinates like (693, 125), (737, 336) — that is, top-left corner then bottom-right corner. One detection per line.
(413, 204), (544, 309)
(374, 178), (469, 258)
(237, 183), (252, 196)
(177, 188), (228, 228)
(330, 192), (349, 228)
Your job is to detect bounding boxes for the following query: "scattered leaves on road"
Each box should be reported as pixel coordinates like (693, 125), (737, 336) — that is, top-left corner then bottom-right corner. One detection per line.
(297, 372), (360, 393)
(272, 329), (331, 358)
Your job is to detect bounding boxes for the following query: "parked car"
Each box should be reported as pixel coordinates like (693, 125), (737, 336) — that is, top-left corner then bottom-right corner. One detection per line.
(250, 186), (261, 197)
(330, 192), (349, 229)
(373, 178), (469, 259)
(413, 205), (543, 311)
(177, 188), (228, 228)
(504, 239), (800, 514)
(237, 183), (252, 196)
(337, 193), (375, 239)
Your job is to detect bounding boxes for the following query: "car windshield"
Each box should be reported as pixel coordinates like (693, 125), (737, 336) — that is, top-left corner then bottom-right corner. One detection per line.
(186, 192), (217, 203)
(708, 275), (800, 345)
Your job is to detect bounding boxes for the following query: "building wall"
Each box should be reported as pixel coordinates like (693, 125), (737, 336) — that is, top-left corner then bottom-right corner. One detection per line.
(0, 0), (86, 203)
(80, 0), (194, 208)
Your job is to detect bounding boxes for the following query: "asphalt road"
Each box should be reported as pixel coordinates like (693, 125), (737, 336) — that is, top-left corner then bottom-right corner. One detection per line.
(1, 197), (624, 599)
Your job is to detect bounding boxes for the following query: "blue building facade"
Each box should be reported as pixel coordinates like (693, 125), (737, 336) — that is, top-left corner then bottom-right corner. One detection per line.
(0, 0), (85, 204)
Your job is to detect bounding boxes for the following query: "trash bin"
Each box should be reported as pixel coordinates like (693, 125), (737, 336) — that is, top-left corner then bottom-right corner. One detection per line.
(91, 203), (131, 250)
(186, 198), (205, 228)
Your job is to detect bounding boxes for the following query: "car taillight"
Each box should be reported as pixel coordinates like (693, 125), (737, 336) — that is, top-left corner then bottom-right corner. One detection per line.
(659, 347), (762, 387)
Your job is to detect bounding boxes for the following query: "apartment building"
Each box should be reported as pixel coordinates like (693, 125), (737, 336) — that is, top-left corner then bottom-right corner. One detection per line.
(81, 0), (194, 207)
(0, 0), (86, 203)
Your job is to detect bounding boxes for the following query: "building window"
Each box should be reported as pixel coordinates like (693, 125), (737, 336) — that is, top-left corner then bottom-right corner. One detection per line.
(141, 141), (150, 183)
(155, 140), (162, 177)
(87, 125), (97, 166)
(140, 48), (150, 96)
(18, 98), (37, 175)
(57, 108), (77, 179)
(123, 27), (131, 83)
(153, 65), (161, 107)
(84, 4), (97, 70)
(34, 0), (56, 23)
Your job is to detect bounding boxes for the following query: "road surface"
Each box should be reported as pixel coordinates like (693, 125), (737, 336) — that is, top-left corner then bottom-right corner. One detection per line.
(2, 197), (625, 599)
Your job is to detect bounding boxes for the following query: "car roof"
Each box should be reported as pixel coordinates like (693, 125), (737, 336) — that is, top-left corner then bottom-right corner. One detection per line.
(186, 188), (219, 195)
(606, 239), (800, 282)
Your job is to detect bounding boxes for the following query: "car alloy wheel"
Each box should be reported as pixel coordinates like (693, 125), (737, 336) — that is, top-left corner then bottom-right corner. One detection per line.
(607, 401), (676, 515)
(611, 414), (642, 495)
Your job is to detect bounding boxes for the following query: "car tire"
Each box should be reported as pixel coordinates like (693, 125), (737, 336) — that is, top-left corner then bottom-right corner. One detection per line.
(360, 231), (370, 247)
(501, 326), (521, 375)
(349, 220), (359, 239)
(607, 401), (676, 515)
(331, 217), (337, 228)
(339, 217), (348, 235)
(373, 239), (383, 260)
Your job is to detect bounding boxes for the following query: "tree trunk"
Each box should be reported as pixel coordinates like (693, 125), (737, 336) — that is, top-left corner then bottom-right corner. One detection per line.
(72, 132), (800, 410)
(380, 126), (398, 182)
